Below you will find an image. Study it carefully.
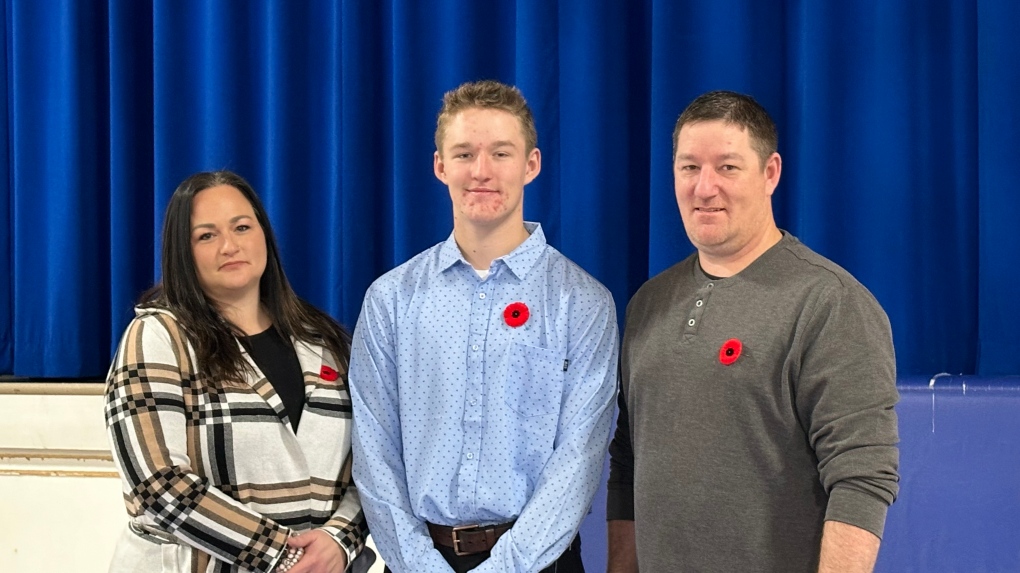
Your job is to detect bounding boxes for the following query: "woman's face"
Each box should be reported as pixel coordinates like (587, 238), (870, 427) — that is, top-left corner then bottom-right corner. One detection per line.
(189, 185), (268, 307)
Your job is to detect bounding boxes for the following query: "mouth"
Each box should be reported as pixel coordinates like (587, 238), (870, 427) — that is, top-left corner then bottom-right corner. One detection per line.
(219, 261), (247, 270)
(695, 207), (725, 214)
(467, 187), (498, 194)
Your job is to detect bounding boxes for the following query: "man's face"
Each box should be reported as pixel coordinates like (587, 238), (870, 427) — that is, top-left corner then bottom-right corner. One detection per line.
(434, 107), (540, 232)
(674, 120), (781, 259)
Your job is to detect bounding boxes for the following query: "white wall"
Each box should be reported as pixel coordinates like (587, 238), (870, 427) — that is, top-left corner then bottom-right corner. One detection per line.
(0, 385), (121, 572)
(0, 384), (382, 573)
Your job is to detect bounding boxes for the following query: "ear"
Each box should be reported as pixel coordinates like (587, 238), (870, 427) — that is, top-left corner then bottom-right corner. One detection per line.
(763, 152), (782, 196)
(523, 147), (542, 185)
(434, 150), (447, 184)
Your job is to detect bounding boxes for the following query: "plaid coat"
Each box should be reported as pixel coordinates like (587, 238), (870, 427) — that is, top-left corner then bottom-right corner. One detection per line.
(104, 308), (367, 573)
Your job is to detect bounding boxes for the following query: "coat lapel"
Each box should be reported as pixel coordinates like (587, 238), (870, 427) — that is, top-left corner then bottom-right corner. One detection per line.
(236, 337), (292, 427)
(236, 333), (337, 438)
(293, 336), (332, 409)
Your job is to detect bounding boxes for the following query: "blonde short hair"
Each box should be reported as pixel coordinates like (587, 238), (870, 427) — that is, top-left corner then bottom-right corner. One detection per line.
(435, 80), (537, 155)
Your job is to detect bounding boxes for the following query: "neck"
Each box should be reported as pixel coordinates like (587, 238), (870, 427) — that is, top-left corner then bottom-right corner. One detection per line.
(453, 219), (530, 270)
(699, 225), (783, 278)
(212, 291), (271, 335)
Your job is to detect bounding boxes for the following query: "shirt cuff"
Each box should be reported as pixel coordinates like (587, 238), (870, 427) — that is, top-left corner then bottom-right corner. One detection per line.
(825, 485), (891, 539)
(322, 531), (357, 572)
(605, 482), (634, 521)
(264, 528), (294, 573)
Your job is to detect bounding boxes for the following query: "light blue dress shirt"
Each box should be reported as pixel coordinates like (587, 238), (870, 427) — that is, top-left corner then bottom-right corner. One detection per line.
(350, 222), (619, 573)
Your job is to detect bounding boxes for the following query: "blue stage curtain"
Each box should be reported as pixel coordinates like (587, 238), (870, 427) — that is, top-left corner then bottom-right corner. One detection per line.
(0, 2), (10, 373)
(977, 0), (1020, 376)
(0, 0), (1017, 377)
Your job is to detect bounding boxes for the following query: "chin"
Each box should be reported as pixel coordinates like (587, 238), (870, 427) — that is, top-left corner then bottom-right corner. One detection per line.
(461, 209), (509, 226)
(691, 236), (735, 255)
(217, 280), (259, 295)
(690, 231), (722, 245)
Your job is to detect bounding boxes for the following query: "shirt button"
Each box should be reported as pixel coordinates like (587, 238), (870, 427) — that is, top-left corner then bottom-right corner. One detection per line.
(707, 283), (714, 288)
(471, 344), (479, 351)
(479, 293), (486, 299)
(466, 453), (474, 460)
(688, 319), (696, 327)
(470, 399), (477, 406)
(696, 300), (703, 307)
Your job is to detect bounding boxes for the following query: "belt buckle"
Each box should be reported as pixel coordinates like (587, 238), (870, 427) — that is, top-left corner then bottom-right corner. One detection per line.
(450, 524), (479, 556)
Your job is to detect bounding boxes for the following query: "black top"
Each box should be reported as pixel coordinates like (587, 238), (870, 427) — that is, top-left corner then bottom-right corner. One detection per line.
(242, 325), (305, 431)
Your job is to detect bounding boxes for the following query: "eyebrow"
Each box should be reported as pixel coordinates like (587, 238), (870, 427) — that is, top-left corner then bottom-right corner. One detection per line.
(675, 152), (747, 162)
(191, 214), (253, 232)
(717, 152), (746, 161)
(447, 140), (519, 152)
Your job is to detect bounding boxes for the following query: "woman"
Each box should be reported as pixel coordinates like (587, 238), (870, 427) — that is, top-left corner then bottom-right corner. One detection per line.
(105, 171), (367, 573)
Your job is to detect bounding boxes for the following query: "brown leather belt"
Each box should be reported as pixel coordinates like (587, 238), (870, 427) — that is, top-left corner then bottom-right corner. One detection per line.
(427, 521), (515, 556)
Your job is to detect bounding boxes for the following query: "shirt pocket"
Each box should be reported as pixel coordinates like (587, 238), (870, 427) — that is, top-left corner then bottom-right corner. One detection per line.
(504, 342), (566, 417)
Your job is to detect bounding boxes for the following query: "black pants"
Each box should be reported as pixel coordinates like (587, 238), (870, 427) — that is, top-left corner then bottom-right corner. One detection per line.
(384, 535), (583, 573)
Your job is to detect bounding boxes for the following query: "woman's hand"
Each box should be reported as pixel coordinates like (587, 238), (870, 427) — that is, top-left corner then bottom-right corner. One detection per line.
(284, 530), (348, 573)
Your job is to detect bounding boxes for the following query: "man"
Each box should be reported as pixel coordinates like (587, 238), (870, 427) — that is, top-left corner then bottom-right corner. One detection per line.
(606, 90), (899, 573)
(349, 80), (619, 573)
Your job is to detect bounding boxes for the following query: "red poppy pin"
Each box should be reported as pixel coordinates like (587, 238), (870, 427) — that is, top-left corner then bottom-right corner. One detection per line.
(319, 365), (339, 382)
(719, 338), (742, 365)
(503, 302), (530, 328)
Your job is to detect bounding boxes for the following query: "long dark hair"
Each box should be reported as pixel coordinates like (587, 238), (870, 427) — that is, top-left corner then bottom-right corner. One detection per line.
(140, 170), (351, 385)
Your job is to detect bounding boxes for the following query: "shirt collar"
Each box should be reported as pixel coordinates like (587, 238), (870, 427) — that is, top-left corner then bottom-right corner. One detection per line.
(692, 229), (793, 285)
(438, 221), (547, 280)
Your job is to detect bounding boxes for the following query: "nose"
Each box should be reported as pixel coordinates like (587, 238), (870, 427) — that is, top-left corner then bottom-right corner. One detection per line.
(219, 233), (240, 255)
(693, 168), (719, 199)
(471, 153), (492, 180)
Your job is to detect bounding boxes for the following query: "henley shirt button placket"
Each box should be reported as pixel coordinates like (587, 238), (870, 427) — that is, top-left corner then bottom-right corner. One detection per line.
(686, 282), (714, 336)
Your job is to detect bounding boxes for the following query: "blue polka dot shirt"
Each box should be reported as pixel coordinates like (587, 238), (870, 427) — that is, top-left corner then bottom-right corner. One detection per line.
(350, 223), (619, 572)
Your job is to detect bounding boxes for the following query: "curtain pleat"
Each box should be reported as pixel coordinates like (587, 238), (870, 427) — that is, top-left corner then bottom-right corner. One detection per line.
(1, 0), (1017, 377)
(10, 2), (112, 375)
(0, 1), (11, 373)
(977, 0), (1020, 376)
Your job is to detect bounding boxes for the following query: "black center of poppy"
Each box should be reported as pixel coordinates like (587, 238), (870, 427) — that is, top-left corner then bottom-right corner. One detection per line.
(511, 310), (520, 318)
(725, 348), (734, 356)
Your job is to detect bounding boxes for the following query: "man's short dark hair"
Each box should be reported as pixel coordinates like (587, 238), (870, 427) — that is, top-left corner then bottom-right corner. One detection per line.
(672, 90), (778, 168)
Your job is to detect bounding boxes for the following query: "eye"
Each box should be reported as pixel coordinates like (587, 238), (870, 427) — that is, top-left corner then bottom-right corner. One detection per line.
(235, 224), (250, 232)
(454, 152), (472, 160)
(720, 164), (738, 172)
(679, 164), (698, 172)
(196, 232), (214, 242)
(494, 151), (511, 158)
